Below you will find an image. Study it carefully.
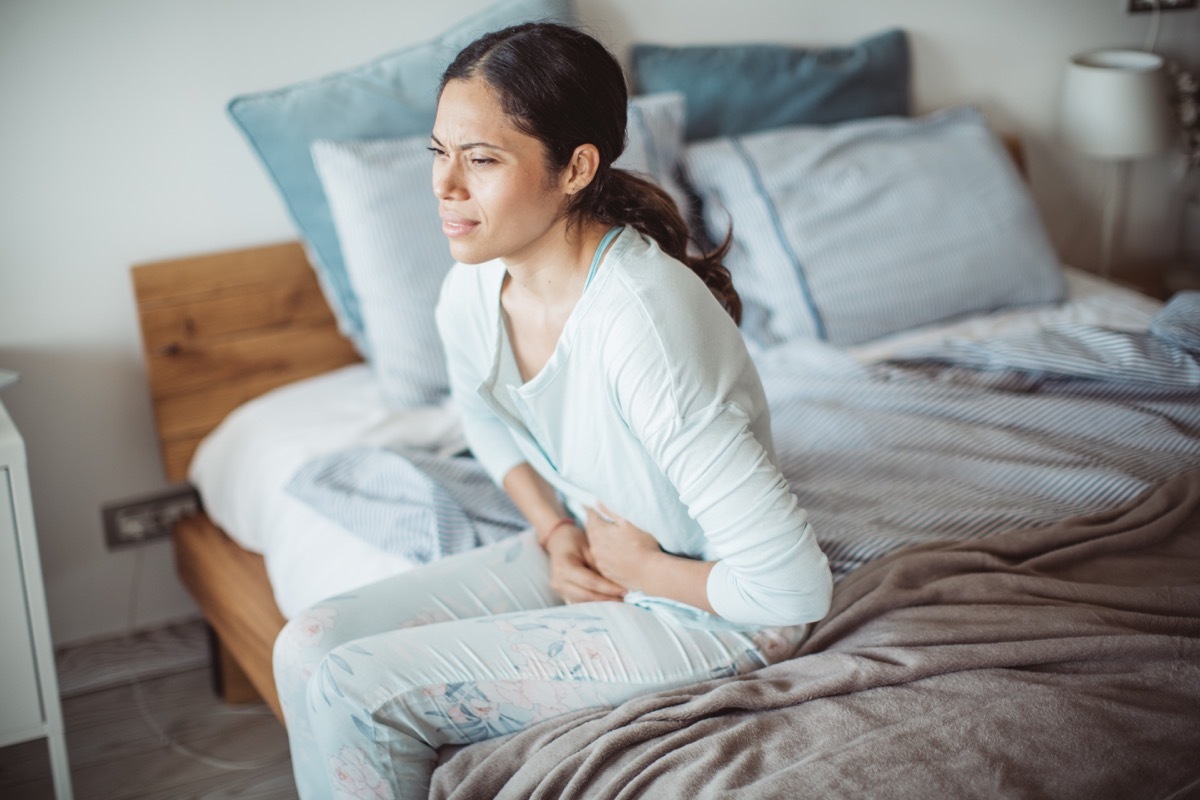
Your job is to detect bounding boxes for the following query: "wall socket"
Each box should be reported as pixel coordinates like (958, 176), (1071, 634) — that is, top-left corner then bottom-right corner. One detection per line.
(102, 486), (200, 549)
(1128, 0), (1196, 12)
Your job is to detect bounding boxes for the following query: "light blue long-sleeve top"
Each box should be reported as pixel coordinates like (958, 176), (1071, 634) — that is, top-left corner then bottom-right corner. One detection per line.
(434, 226), (832, 629)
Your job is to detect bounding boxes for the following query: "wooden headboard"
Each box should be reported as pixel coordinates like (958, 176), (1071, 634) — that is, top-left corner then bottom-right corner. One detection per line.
(132, 241), (361, 482)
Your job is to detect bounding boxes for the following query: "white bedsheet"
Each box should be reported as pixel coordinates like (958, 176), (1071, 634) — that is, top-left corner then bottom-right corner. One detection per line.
(189, 267), (1159, 618)
(189, 365), (464, 617)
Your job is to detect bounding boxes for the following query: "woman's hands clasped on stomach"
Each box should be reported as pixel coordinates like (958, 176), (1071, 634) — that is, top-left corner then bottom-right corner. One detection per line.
(544, 524), (626, 604)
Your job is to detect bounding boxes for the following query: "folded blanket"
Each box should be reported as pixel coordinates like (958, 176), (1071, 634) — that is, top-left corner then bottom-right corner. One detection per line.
(886, 290), (1200, 386)
(286, 447), (525, 563)
(431, 469), (1200, 799)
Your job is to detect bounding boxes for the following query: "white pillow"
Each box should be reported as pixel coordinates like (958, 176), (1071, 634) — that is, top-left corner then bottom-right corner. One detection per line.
(684, 106), (1067, 346)
(312, 136), (448, 408)
(312, 92), (689, 409)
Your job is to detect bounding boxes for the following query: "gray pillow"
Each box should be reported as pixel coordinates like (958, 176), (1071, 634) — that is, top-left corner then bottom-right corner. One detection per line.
(684, 106), (1066, 346)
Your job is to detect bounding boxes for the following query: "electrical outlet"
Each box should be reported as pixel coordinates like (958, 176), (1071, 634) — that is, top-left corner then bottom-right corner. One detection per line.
(1128, 0), (1196, 13)
(102, 486), (200, 549)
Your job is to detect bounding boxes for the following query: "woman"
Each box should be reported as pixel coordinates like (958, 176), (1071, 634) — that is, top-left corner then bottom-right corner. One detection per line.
(274, 22), (831, 799)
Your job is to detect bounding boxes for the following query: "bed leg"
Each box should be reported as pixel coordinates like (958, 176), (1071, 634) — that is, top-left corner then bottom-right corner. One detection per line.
(205, 623), (264, 705)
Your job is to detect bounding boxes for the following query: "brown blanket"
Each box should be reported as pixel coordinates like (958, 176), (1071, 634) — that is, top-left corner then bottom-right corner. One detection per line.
(431, 470), (1200, 799)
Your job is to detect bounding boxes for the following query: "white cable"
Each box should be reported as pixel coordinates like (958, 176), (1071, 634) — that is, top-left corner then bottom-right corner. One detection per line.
(1144, 0), (1162, 53)
(125, 545), (288, 772)
(1100, 158), (1131, 279)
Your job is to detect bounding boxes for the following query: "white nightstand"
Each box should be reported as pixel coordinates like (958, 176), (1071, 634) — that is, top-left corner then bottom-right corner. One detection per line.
(0, 393), (73, 798)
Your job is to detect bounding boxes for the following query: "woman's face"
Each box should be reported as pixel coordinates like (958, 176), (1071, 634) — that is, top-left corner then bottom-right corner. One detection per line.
(431, 77), (569, 265)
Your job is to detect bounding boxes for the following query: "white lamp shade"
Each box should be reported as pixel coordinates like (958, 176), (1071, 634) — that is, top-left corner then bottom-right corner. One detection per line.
(1059, 49), (1173, 159)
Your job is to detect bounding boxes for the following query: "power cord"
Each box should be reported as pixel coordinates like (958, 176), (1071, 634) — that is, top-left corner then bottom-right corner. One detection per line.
(1144, 0), (1161, 53)
(125, 545), (289, 771)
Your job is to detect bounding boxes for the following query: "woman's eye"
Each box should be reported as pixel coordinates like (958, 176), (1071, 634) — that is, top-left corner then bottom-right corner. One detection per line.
(427, 146), (446, 158)
(470, 157), (495, 167)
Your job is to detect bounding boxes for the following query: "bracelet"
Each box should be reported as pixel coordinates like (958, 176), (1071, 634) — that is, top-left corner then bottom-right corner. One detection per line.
(538, 517), (577, 548)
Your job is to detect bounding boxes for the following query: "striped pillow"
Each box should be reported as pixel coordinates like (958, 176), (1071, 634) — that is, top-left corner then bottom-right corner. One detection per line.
(684, 106), (1066, 346)
(311, 92), (689, 408)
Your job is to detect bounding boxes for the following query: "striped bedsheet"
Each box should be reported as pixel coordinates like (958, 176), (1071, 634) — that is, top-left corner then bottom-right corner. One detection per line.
(287, 294), (1200, 580)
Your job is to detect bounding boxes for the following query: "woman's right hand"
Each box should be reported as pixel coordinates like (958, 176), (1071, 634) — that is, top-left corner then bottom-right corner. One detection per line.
(544, 525), (627, 604)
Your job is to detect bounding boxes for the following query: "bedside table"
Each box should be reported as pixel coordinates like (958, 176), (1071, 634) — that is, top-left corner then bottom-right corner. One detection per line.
(0, 397), (73, 798)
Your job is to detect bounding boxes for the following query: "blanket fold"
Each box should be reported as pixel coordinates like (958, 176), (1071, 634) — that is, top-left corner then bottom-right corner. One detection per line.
(285, 446), (525, 563)
(432, 469), (1200, 799)
(885, 291), (1200, 386)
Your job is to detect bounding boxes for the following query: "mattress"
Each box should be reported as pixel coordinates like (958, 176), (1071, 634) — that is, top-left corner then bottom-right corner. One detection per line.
(190, 268), (1161, 618)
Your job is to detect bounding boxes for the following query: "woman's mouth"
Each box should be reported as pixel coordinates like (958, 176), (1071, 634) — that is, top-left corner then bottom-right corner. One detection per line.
(440, 213), (479, 238)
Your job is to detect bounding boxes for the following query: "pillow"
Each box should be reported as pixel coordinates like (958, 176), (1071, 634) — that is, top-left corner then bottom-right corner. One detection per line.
(615, 91), (691, 219)
(227, 0), (576, 354)
(312, 92), (690, 409)
(683, 106), (1067, 346)
(311, 136), (448, 407)
(631, 28), (909, 142)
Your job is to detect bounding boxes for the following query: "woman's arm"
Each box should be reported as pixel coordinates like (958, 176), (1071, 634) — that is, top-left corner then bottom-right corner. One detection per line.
(634, 405), (832, 626)
(597, 261), (831, 626)
(501, 462), (571, 537)
(610, 352), (832, 626)
(502, 464), (626, 604)
(584, 505), (716, 613)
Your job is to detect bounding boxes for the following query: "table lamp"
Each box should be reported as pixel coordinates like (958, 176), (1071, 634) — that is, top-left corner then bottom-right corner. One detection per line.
(1059, 49), (1173, 277)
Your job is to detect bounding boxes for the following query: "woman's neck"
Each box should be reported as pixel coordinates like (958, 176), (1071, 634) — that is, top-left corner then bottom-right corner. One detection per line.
(501, 218), (610, 310)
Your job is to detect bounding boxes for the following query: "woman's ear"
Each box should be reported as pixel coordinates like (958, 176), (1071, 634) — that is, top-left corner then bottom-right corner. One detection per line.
(564, 143), (601, 196)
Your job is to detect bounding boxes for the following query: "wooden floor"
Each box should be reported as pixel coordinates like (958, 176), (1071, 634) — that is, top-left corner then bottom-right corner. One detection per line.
(0, 620), (297, 799)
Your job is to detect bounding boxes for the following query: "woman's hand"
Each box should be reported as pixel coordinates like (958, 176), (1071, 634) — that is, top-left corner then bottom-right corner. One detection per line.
(584, 503), (662, 592)
(544, 524), (626, 604)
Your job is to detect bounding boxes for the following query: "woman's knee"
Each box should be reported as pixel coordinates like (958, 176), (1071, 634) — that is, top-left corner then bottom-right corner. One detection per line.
(273, 603), (349, 689)
(303, 641), (421, 741)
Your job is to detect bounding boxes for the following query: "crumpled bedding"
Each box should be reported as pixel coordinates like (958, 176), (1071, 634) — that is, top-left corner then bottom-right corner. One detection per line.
(430, 468), (1200, 799)
(884, 290), (1200, 385)
(289, 295), (1200, 575)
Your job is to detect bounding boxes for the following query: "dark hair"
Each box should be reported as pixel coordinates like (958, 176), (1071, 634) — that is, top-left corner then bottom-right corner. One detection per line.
(439, 22), (740, 325)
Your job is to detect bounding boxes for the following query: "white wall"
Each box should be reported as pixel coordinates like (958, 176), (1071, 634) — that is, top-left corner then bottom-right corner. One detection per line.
(1, 0), (1196, 647)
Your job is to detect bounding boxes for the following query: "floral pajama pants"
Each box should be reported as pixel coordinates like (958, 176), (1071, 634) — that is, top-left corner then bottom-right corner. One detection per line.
(273, 531), (808, 799)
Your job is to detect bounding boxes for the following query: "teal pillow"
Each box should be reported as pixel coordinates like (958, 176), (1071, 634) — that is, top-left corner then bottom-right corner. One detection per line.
(227, 0), (576, 353)
(631, 28), (909, 142)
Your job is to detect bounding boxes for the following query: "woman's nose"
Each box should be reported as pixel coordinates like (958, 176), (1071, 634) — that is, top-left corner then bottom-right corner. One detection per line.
(433, 159), (466, 200)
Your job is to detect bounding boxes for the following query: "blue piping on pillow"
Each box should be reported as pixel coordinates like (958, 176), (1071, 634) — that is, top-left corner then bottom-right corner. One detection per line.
(731, 138), (826, 340)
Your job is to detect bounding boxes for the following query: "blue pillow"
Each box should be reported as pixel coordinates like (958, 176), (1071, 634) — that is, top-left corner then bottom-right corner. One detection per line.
(631, 28), (909, 142)
(227, 0), (576, 354)
(684, 107), (1066, 346)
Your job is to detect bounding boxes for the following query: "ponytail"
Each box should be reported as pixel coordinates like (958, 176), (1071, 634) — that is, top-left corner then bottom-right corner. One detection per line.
(573, 169), (741, 325)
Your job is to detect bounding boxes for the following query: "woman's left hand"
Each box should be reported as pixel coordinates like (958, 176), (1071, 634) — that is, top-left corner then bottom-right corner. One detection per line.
(584, 502), (661, 592)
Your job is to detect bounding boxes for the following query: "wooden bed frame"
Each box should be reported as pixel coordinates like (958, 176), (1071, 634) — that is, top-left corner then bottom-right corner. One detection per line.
(130, 137), (1027, 722)
(132, 241), (360, 718)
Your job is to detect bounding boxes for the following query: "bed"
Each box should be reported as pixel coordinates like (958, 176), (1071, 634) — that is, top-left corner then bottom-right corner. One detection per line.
(131, 7), (1200, 797)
